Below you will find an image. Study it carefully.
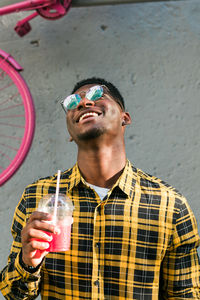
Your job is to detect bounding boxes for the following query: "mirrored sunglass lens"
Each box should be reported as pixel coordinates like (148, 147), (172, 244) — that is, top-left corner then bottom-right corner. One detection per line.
(86, 86), (103, 101)
(63, 94), (81, 110)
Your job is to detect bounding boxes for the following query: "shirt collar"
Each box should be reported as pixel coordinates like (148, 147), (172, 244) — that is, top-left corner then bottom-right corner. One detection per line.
(62, 162), (82, 191)
(110, 159), (137, 198)
(66, 159), (137, 199)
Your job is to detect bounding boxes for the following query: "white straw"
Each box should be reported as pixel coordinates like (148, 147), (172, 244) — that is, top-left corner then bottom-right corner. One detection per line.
(53, 170), (61, 224)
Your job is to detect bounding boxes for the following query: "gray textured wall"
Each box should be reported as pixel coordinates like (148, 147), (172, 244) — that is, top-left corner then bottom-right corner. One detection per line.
(1, 1), (200, 298)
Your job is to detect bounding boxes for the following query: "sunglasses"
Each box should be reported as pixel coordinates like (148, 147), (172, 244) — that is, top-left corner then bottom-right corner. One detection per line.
(61, 85), (107, 113)
(61, 85), (124, 112)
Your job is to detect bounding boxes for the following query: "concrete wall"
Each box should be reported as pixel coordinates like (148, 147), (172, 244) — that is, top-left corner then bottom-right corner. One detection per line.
(1, 1), (200, 298)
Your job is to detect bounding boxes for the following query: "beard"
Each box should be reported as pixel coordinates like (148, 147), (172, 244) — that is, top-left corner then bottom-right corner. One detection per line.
(77, 127), (106, 141)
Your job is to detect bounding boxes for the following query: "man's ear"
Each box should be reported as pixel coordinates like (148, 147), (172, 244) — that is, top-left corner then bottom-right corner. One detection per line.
(69, 136), (73, 142)
(122, 112), (132, 126)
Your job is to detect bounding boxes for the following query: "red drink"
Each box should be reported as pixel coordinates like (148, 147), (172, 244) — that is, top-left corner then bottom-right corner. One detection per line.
(36, 194), (74, 253)
(48, 224), (71, 252)
(45, 219), (72, 252)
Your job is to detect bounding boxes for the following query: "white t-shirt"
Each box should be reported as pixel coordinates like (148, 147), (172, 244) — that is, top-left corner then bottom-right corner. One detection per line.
(87, 182), (109, 200)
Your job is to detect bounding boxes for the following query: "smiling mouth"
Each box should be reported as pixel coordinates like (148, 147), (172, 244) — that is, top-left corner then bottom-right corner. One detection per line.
(78, 112), (100, 122)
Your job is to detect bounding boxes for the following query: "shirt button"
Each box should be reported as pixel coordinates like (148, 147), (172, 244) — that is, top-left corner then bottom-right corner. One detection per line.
(95, 242), (100, 248)
(94, 280), (99, 286)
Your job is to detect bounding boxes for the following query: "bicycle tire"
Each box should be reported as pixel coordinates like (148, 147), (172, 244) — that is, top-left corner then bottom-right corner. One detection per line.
(0, 56), (35, 186)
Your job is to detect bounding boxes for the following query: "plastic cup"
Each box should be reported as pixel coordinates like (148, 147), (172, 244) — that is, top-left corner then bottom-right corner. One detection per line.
(37, 194), (74, 252)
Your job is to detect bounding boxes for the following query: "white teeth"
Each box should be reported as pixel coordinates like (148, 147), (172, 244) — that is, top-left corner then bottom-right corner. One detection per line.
(79, 112), (98, 122)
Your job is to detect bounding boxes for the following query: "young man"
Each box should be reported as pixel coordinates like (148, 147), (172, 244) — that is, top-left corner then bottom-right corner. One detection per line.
(0, 78), (200, 299)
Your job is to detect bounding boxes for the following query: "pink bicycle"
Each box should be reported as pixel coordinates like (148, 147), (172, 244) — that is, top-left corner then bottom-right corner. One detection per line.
(0, 0), (72, 186)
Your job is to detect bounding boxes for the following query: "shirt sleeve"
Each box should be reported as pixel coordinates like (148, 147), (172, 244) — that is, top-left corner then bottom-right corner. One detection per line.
(0, 191), (42, 299)
(161, 195), (200, 299)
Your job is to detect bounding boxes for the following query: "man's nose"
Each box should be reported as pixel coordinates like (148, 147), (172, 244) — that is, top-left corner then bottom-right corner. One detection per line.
(77, 96), (95, 109)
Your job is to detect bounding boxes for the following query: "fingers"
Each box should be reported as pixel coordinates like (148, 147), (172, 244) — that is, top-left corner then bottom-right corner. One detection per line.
(28, 228), (53, 242)
(27, 211), (52, 224)
(28, 239), (50, 251)
(21, 211), (56, 267)
(26, 212), (55, 232)
(28, 220), (55, 234)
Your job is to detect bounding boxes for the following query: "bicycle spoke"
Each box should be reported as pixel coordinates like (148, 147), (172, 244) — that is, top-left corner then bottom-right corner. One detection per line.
(0, 114), (25, 118)
(0, 151), (12, 162)
(0, 142), (18, 151)
(0, 134), (22, 140)
(0, 122), (25, 128)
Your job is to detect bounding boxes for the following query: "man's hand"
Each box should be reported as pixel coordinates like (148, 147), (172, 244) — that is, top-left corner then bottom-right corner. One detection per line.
(21, 212), (57, 268)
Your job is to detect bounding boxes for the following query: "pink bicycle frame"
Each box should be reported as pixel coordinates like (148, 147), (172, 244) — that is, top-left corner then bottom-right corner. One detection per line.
(0, 0), (55, 14)
(0, 49), (23, 71)
(0, 0), (71, 36)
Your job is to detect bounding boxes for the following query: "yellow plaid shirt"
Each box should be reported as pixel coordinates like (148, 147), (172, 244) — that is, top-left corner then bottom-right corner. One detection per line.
(0, 160), (200, 299)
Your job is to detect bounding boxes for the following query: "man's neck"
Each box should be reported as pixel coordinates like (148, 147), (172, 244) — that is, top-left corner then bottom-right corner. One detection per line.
(77, 143), (127, 189)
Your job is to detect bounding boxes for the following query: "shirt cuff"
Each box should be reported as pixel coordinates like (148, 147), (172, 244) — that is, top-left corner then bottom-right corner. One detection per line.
(16, 250), (42, 279)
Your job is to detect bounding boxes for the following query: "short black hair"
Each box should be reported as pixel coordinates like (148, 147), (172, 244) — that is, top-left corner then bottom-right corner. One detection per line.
(71, 77), (125, 110)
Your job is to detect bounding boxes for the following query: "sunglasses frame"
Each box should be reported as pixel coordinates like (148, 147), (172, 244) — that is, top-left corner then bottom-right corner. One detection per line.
(61, 84), (124, 113)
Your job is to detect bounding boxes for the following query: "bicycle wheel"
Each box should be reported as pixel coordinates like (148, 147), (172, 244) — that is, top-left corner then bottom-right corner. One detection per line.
(0, 54), (35, 186)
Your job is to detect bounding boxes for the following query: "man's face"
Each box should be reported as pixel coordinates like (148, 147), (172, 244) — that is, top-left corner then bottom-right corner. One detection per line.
(66, 84), (129, 143)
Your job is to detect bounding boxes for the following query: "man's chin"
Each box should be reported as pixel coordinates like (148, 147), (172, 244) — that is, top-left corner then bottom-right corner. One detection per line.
(77, 128), (105, 141)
